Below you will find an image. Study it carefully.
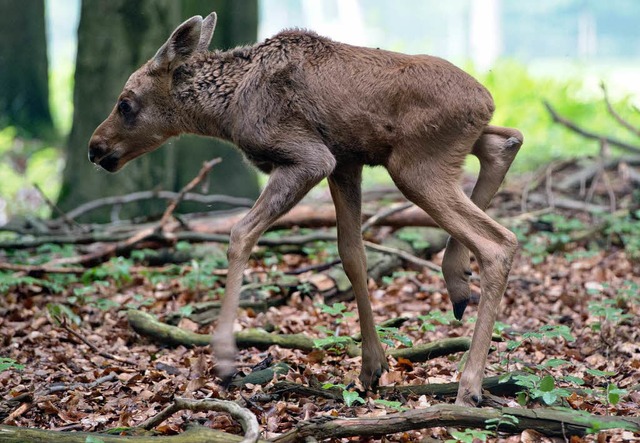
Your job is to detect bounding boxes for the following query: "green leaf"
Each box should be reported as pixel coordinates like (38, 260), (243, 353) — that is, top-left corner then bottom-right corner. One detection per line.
(586, 368), (616, 377)
(342, 390), (364, 407)
(542, 391), (557, 405)
(539, 375), (555, 392)
(516, 391), (528, 406)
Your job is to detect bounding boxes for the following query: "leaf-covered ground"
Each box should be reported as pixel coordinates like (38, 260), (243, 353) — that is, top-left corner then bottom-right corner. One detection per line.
(1, 166), (640, 441)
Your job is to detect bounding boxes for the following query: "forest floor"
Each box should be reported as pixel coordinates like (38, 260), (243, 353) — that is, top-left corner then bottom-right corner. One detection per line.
(1, 156), (640, 442)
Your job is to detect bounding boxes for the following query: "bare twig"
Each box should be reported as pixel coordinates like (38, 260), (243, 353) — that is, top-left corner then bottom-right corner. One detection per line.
(361, 202), (413, 233)
(137, 397), (260, 443)
(544, 101), (640, 155)
(33, 183), (87, 232)
(601, 82), (640, 138)
(363, 240), (442, 273)
(45, 159), (222, 266)
(58, 191), (254, 223)
(0, 262), (86, 274)
(60, 322), (136, 365)
(159, 158), (222, 227)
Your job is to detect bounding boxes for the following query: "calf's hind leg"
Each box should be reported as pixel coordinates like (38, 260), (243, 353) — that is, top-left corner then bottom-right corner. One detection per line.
(386, 144), (518, 406)
(442, 126), (523, 319)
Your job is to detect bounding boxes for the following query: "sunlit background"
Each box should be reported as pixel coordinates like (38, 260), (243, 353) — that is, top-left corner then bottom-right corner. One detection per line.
(2, 0), (639, 223)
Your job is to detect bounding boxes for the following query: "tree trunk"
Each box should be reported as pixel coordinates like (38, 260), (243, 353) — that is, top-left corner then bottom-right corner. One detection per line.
(0, 0), (53, 137)
(58, 0), (260, 222)
(58, 0), (181, 221)
(172, 0), (260, 214)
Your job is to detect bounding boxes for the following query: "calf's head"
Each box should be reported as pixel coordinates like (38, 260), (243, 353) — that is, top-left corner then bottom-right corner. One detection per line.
(88, 13), (217, 172)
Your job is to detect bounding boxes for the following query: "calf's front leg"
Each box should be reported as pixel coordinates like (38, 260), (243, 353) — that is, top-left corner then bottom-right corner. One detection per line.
(212, 144), (335, 384)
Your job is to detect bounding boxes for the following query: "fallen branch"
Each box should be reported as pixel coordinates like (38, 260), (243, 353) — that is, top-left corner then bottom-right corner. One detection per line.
(272, 403), (640, 442)
(127, 311), (472, 362)
(361, 202), (413, 233)
(0, 424), (263, 442)
(363, 240), (442, 273)
(43, 159), (221, 266)
(601, 82), (640, 138)
(138, 397), (260, 443)
(270, 372), (523, 402)
(544, 101), (640, 155)
(59, 190), (255, 222)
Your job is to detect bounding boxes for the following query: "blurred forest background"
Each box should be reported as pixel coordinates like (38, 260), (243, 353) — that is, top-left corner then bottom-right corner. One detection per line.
(1, 0), (639, 225)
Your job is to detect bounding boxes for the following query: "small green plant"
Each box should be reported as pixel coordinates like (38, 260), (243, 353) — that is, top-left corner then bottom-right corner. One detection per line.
(46, 302), (81, 325)
(446, 428), (493, 443)
(518, 214), (588, 264)
(0, 357), (24, 372)
(485, 414), (519, 432)
(373, 399), (407, 411)
(0, 271), (65, 293)
(376, 326), (412, 348)
(381, 270), (416, 285)
(395, 228), (431, 251)
(319, 302), (355, 324)
(512, 373), (572, 406)
(418, 310), (453, 332)
(313, 303), (356, 350)
(321, 382), (364, 407)
(606, 210), (640, 260)
(180, 257), (223, 292)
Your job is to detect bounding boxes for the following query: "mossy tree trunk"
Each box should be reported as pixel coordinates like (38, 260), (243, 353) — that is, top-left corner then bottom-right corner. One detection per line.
(0, 0), (53, 137)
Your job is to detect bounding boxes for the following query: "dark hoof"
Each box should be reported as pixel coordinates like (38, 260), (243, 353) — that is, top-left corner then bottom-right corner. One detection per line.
(453, 299), (469, 320)
(218, 373), (234, 390)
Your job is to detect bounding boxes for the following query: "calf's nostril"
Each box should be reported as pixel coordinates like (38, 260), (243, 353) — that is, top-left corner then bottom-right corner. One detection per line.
(88, 139), (107, 163)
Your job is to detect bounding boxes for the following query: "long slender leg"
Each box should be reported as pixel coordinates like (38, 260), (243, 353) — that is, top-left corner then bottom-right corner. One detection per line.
(387, 150), (518, 406)
(213, 145), (336, 384)
(443, 126), (523, 319)
(328, 164), (388, 389)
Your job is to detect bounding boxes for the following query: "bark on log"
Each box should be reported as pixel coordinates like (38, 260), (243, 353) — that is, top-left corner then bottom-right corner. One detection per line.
(0, 424), (266, 443)
(272, 404), (640, 442)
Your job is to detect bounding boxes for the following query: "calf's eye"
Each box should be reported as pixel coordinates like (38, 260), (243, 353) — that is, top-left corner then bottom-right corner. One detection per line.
(118, 100), (133, 115)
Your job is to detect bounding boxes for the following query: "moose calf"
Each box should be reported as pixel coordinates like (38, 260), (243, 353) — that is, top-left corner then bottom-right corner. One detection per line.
(89, 12), (523, 406)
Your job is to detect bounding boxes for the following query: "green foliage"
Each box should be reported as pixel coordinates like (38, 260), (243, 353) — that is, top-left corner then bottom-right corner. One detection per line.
(516, 213), (588, 264)
(313, 302), (356, 350)
(0, 271), (65, 293)
(485, 414), (519, 432)
(82, 257), (133, 287)
(0, 126), (62, 220)
(321, 382), (365, 407)
(319, 302), (355, 322)
(606, 210), (640, 260)
(418, 310), (453, 332)
(46, 302), (81, 325)
(178, 256), (225, 293)
(513, 373), (572, 406)
(446, 428), (493, 443)
(0, 357), (24, 372)
(381, 270), (417, 285)
(477, 60), (640, 173)
(376, 326), (412, 348)
(373, 399), (407, 411)
(395, 228), (431, 251)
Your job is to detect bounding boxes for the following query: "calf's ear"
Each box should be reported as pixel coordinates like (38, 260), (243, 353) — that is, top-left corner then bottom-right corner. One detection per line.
(197, 12), (217, 52)
(151, 15), (203, 73)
